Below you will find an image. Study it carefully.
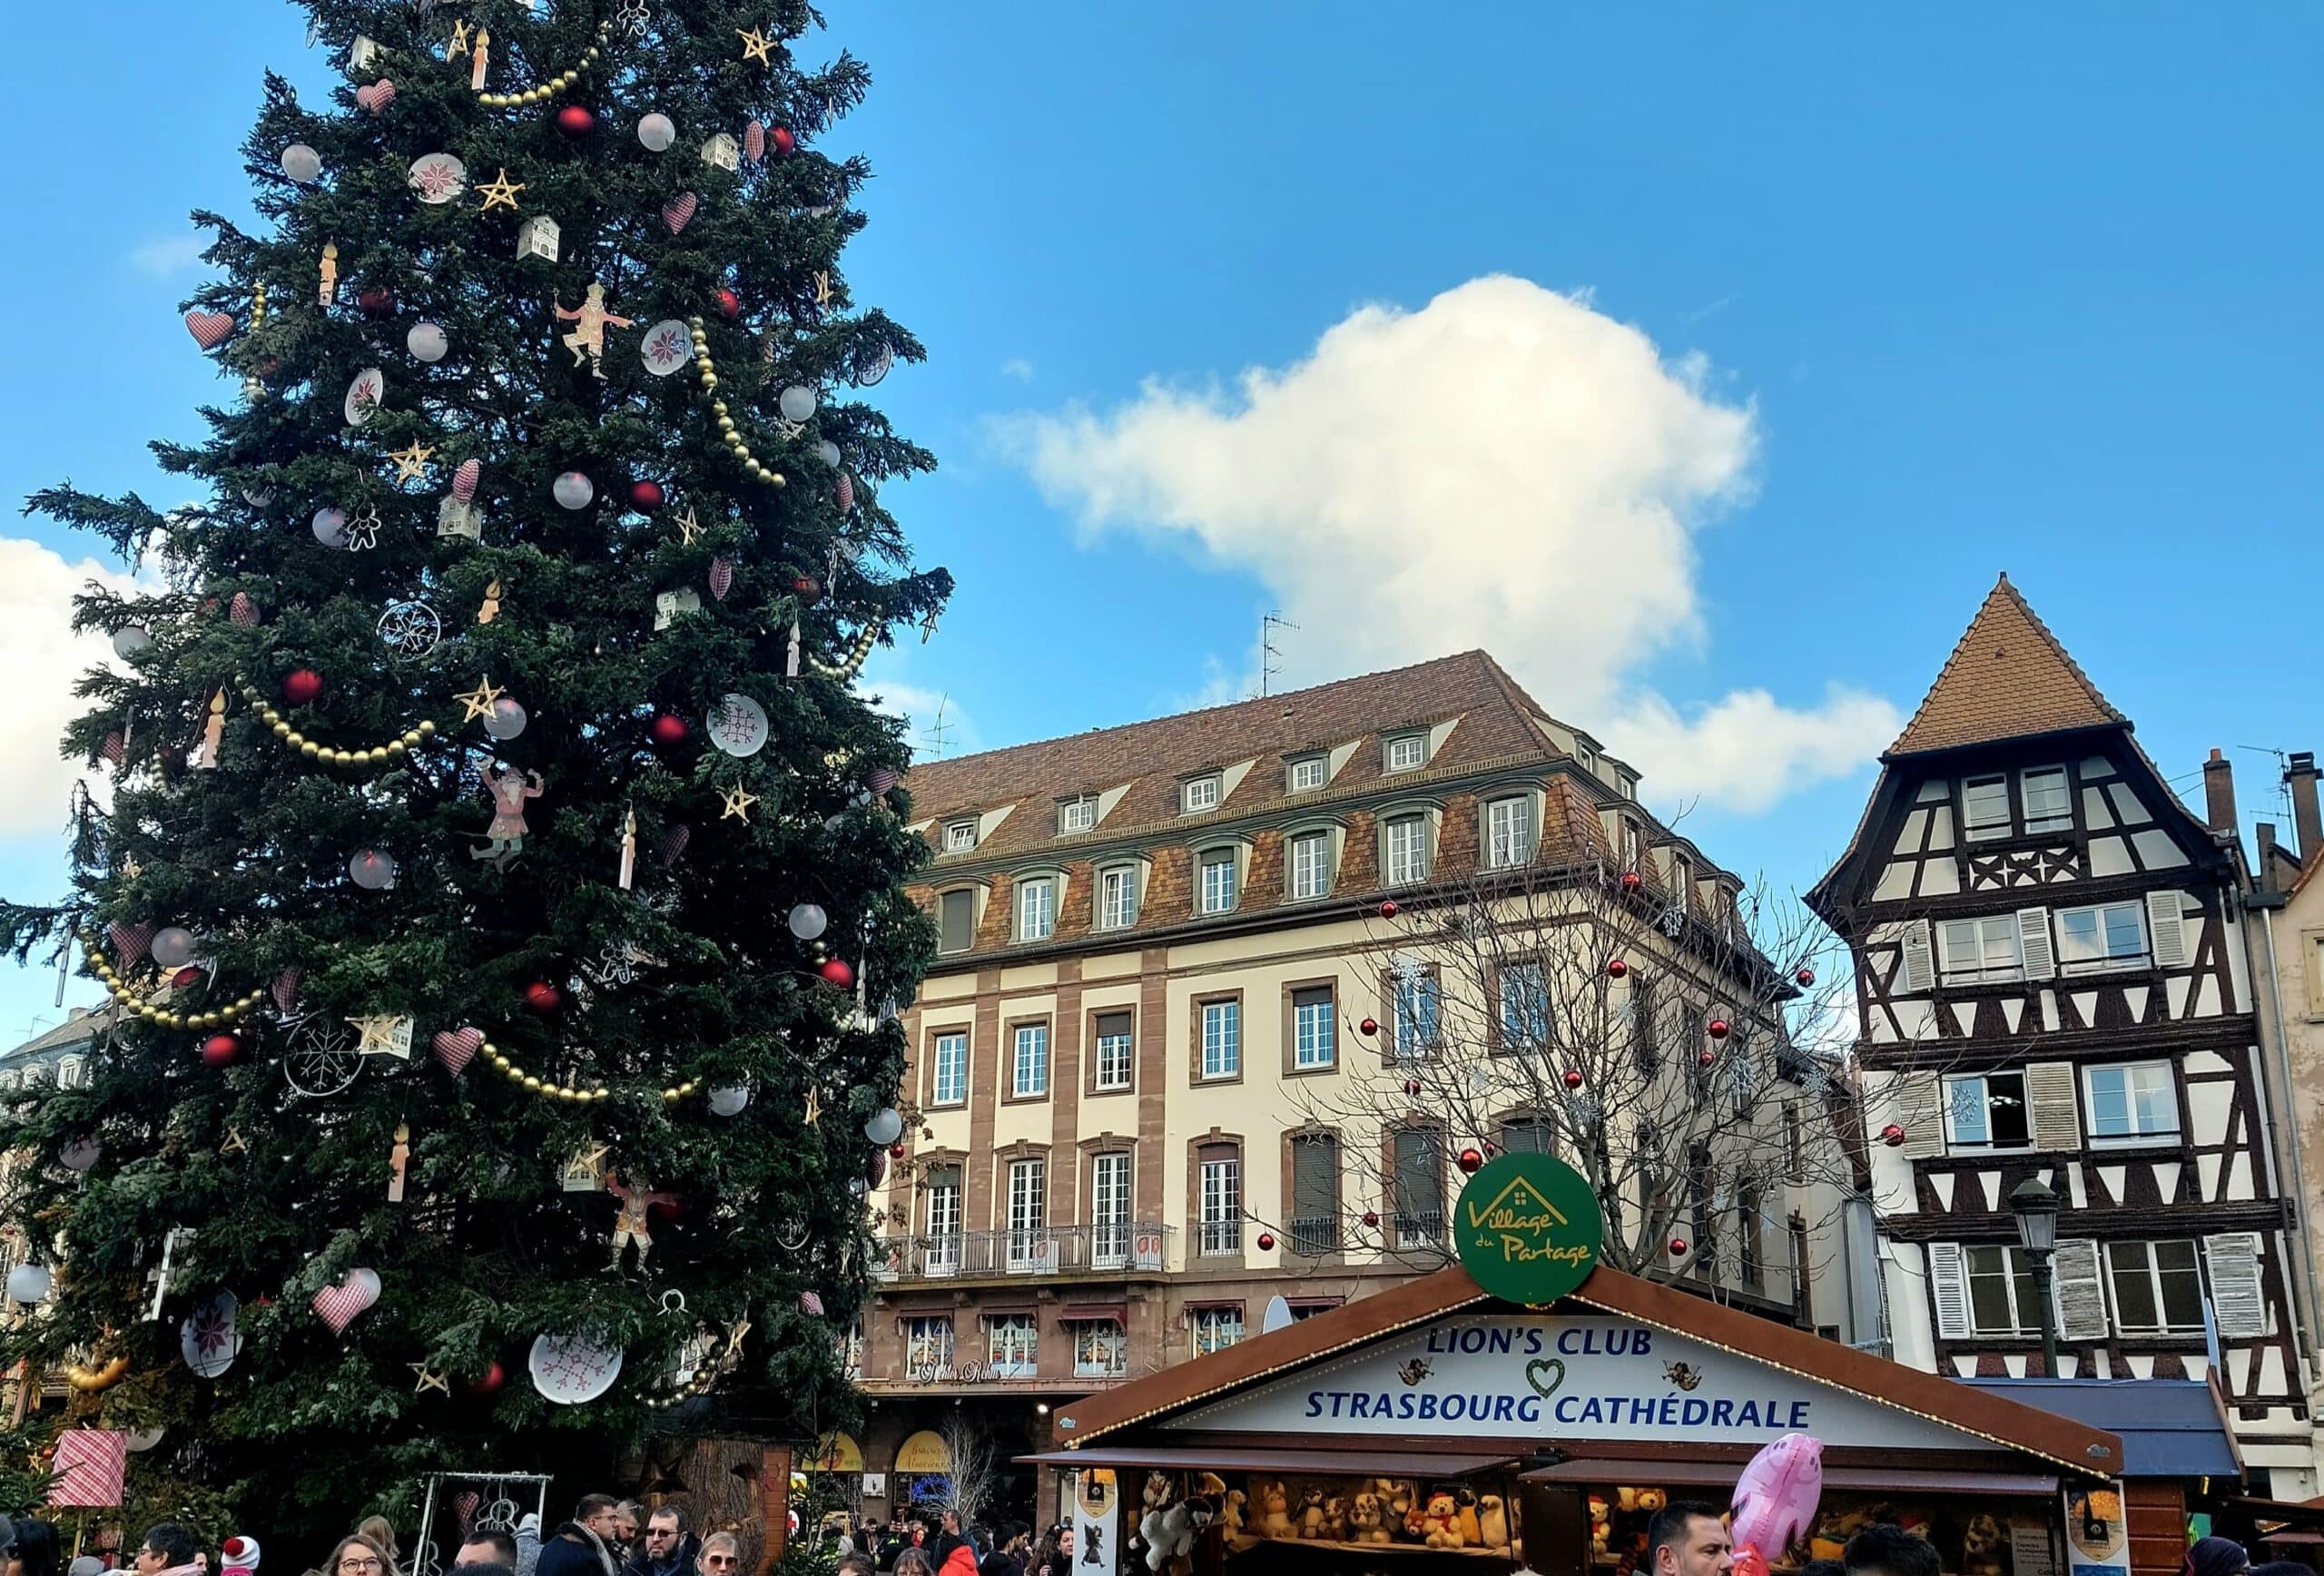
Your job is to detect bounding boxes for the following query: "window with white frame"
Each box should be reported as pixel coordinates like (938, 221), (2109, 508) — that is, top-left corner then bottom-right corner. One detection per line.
(1486, 796), (1534, 869)
(2106, 1239), (2205, 1333)
(1199, 999), (1240, 1080)
(1058, 794), (1098, 834)
(55, 1056), (86, 1090)
(1190, 1305), (1243, 1355)
(1289, 830), (1332, 900)
(904, 1315), (954, 1375)
(1671, 854), (1694, 910)
(1196, 1155), (1241, 1256)
(1005, 1157), (1047, 1267)
(2084, 1062), (2179, 1144)
(1962, 775), (2011, 841)
(1393, 968), (1440, 1059)
(842, 1315), (864, 1377)
(987, 1313), (1039, 1376)
(944, 819), (979, 852)
(2056, 901), (2149, 974)
(1092, 1012), (1133, 1092)
(1292, 986), (1335, 1070)
(1620, 818), (1642, 873)
(925, 1165), (963, 1271)
(1384, 814), (1430, 886)
(1182, 775), (1220, 814)
(1098, 865), (1139, 930)
(1386, 734), (1427, 773)
(1500, 960), (1551, 1051)
(1288, 755), (1327, 793)
(1073, 1318), (1128, 1377)
(1090, 1151), (1131, 1265)
(931, 1031), (969, 1107)
(1942, 1069), (2030, 1151)
(1937, 915), (2024, 983)
(1017, 876), (1056, 941)
(1011, 1023), (1049, 1098)
(1198, 849), (1238, 914)
(1964, 1244), (2043, 1335)
(2022, 766), (2073, 833)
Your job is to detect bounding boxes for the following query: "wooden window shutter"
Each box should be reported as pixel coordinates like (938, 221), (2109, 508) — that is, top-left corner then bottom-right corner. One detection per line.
(1890, 1071), (1945, 1159)
(2025, 1061), (2081, 1151)
(2016, 908), (2056, 980)
(2147, 890), (2190, 969)
(1927, 1243), (1971, 1339)
(1900, 921), (1935, 994)
(2206, 1233), (2268, 1338)
(2053, 1237), (2110, 1342)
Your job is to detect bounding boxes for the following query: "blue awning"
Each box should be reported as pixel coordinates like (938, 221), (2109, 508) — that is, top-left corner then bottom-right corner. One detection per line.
(1961, 1378), (2241, 1479)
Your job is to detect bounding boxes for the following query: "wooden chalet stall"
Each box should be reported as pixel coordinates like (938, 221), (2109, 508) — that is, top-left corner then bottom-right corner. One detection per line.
(1029, 1263), (2168, 1576)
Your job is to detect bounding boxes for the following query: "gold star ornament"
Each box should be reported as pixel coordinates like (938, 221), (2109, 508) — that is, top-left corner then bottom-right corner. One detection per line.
(476, 168), (527, 212)
(350, 1014), (415, 1059)
(736, 25), (776, 64)
(720, 784), (759, 822)
(456, 676), (506, 723)
(387, 441), (436, 483)
(672, 505), (704, 546)
(411, 1363), (451, 1395)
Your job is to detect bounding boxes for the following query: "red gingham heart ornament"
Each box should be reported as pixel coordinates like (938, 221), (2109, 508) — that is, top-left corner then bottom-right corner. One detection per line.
(310, 1270), (379, 1335)
(835, 470), (854, 513)
(661, 192), (698, 234)
(99, 732), (125, 765)
(799, 1290), (824, 1317)
(655, 824), (691, 866)
(451, 458), (481, 504)
(431, 1026), (482, 1075)
(708, 557), (734, 601)
(185, 311), (236, 350)
(109, 922), (153, 969)
(356, 79), (397, 114)
(229, 592), (258, 628)
(743, 120), (766, 163)
(272, 966), (302, 1013)
(455, 1492), (481, 1536)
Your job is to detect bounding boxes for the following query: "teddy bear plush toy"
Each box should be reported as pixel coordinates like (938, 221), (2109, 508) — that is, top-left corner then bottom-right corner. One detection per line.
(1419, 1492), (1465, 1550)
(1348, 1492), (1391, 1545)
(1962, 1516), (2005, 1576)
(1324, 1498), (1349, 1542)
(1299, 1486), (1328, 1540)
(1256, 1482), (1295, 1541)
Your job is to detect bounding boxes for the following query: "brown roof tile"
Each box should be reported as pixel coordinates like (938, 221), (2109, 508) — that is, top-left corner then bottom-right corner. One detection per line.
(1886, 575), (2125, 756)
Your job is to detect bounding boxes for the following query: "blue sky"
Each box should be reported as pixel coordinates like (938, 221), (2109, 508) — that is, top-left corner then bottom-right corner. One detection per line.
(2, 4), (2318, 1043)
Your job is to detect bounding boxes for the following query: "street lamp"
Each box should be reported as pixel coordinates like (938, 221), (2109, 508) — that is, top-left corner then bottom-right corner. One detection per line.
(2009, 1176), (2061, 1378)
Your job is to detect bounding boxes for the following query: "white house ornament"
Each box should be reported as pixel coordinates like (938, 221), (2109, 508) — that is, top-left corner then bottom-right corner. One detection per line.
(408, 152), (468, 204)
(639, 319), (694, 376)
(555, 283), (634, 379)
(561, 1141), (610, 1192)
(349, 1013), (415, 1059)
(699, 133), (740, 171)
(438, 495), (483, 540)
(344, 367), (387, 426)
(516, 213), (561, 261)
(348, 34), (380, 70)
(654, 587), (701, 630)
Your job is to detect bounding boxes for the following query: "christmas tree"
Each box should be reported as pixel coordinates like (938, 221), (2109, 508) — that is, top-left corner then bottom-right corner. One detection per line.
(1, 0), (947, 1544)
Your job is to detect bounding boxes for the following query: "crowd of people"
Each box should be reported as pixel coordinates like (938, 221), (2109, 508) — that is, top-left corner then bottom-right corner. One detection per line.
(819, 1510), (1071, 1576)
(1646, 1502), (2285, 1576)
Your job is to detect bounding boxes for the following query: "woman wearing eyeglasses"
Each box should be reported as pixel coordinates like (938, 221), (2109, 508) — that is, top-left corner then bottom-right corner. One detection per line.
(324, 1537), (391, 1576)
(133, 1526), (206, 1576)
(694, 1535), (745, 1576)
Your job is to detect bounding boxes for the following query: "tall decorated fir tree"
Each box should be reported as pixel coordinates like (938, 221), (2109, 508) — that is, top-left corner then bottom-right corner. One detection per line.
(1, 0), (947, 1543)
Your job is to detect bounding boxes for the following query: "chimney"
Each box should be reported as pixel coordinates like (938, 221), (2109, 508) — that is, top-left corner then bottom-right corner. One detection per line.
(2258, 823), (2282, 891)
(2202, 748), (2237, 837)
(2290, 752), (2323, 864)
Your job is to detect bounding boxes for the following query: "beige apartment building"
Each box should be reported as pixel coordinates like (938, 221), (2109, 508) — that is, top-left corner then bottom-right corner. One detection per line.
(837, 653), (1869, 1528)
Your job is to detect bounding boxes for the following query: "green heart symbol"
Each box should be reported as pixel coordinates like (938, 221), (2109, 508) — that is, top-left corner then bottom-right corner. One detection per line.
(1524, 1357), (1566, 1400)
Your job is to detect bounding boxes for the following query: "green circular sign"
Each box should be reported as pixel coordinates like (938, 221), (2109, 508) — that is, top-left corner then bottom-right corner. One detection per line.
(1454, 1151), (1604, 1305)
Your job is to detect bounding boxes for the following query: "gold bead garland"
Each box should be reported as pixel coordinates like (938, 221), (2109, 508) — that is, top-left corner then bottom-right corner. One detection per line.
(235, 680), (438, 770)
(476, 19), (615, 107)
(688, 317), (786, 487)
(251, 282), (269, 330)
(478, 1034), (701, 1105)
(807, 625), (878, 683)
(76, 931), (267, 1030)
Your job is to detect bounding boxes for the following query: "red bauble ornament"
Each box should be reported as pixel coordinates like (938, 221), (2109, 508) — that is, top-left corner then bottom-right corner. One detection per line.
(466, 1360), (506, 1395)
(1620, 870), (1642, 891)
(793, 573), (823, 603)
(889, 1142), (907, 1160)
(627, 479), (665, 511)
(1797, 967), (1817, 987)
(1379, 899), (1400, 920)
(555, 104), (596, 137)
(1669, 1237), (1689, 1256)
(1482, 1141), (1499, 1157)
(171, 965), (206, 990)
(817, 958), (855, 990)
(1699, 1049), (1717, 1068)
(200, 1032), (242, 1069)
(1359, 1017), (1379, 1036)
(1707, 1018), (1730, 1040)
(1562, 1069), (1584, 1089)
(649, 714), (689, 746)
(281, 668), (324, 705)
(1606, 957), (1628, 979)
(716, 288), (743, 319)
(1457, 1148), (1484, 1175)
(1880, 1122), (1906, 1148)
(1256, 1231), (1276, 1251)
(523, 980), (562, 1015)
(771, 125), (797, 156)
(1403, 1078), (1423, 1097)
(358, 287), (395, 319)
(1362, 1210), (1381, 1227)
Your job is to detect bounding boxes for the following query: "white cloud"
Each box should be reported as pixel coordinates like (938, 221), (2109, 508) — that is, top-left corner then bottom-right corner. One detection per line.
(1000, 358), (1035, 382)
(0, 537), (144, 835)
(130, 232), (208, 275)
(1002, 275), (1897, 812)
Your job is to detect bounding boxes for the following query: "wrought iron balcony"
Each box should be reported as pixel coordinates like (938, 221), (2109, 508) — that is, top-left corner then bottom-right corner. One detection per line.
(870, 1223), (1174, 1282)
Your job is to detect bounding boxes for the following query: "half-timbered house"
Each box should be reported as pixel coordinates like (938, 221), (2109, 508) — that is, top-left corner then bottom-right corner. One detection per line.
(1808, 576), (2316, 1496)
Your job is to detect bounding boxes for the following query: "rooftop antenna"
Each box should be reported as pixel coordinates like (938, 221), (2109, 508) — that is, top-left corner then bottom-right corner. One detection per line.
(916, 694), (956, 762)
(1259, 611), (1298, 698)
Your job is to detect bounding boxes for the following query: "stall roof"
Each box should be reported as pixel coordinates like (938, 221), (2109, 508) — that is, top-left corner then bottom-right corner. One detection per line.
(1959, 1378), (2240, 1479)
(1521, 1460), (2059, 1497)
(1052, 1264), (2122, 1480)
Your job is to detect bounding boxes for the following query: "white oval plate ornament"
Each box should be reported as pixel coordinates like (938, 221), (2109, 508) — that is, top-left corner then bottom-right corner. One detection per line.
(530, 1330), (625, 1404)
(344, 368), (386, 426)
(639, 320), (694, 377)
(707, 693), (769, 758)
(408, 153), (468, 204)
(182, 1290), (243, 1378)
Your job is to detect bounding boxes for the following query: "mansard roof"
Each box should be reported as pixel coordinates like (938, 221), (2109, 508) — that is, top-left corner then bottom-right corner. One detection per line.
(1886, 574), (2127, 758)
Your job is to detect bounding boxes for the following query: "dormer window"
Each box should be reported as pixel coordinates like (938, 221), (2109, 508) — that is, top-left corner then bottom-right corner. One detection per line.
(1385, 734), (1427, 773)
(1183, 775), (1221, 814)
(943, 819), (979, 852)
(1059, 794), (1098, 835)
(1287, 755), (1327, 793)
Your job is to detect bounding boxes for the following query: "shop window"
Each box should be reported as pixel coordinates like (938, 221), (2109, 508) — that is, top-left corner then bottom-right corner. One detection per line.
(904, 1315), (954, 1377)
(1072, 1319), (1127, 1378)
(1190, 1305), (1243, 1356)
(987, 1314), (1039, 1377)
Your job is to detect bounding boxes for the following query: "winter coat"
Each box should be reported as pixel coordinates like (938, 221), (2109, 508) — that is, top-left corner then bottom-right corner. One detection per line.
(939, 1547), (979, 1576)
(620, 1536), (699, 1576)
(536, 1525), (617, 1576)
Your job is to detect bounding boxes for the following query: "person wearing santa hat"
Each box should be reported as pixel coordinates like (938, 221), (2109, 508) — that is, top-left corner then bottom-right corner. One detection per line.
(220, 1539), (258, 1576)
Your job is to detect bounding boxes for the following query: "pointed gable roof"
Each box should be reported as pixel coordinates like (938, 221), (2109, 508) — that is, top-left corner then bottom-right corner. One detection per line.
(1886, 575), (2126, 757)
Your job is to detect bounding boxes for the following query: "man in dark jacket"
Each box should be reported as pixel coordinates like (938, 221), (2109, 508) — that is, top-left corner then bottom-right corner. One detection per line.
(622, 1510), (697, 1576)
(536, 1498), (621, 1576)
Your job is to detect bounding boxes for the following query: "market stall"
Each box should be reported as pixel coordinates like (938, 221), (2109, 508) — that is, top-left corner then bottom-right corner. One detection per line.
(1029, 1155), (2153, 1576)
